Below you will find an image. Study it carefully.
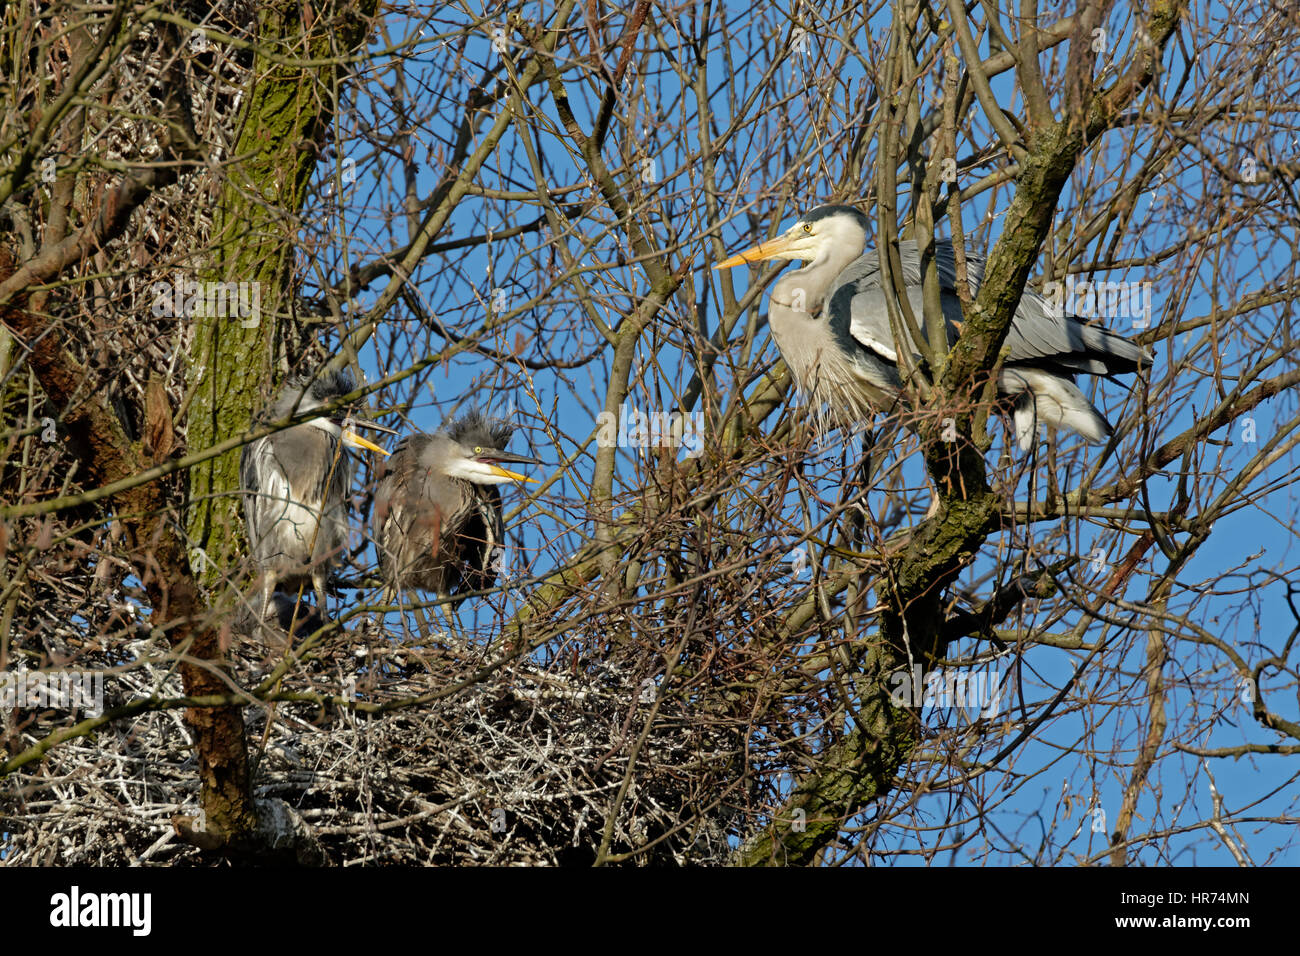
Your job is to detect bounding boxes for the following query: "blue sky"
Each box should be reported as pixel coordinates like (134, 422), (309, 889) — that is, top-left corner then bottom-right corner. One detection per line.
(299, 1), (1298, 864)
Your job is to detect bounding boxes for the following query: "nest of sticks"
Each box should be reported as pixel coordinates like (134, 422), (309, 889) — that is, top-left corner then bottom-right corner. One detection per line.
(1, 600), (765, 866)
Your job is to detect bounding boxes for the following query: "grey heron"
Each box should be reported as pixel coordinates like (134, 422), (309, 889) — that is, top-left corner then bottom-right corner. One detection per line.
(715, 204), (1150, 449)
(240, 368), (390, 622)
(373, 409), (539, 614)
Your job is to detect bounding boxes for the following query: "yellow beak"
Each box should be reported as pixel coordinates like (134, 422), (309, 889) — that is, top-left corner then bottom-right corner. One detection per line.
(342, 430), (391, 456)
(488, 464), (538, 483)
(714, 235), (802, 270)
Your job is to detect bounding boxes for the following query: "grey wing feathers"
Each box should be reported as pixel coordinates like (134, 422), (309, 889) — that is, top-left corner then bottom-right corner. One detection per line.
(829, 283), (961, 365)
(386, 433), (423, 462)
(460, 487), (504, 594)
(827, 239), (982, 300)
(1000, 306), (1149, 377)
(373, 438), (414, 579)
(829, 239), (1150, 376)
(239, 443), (258, 531)
(240, 439), (272, 542)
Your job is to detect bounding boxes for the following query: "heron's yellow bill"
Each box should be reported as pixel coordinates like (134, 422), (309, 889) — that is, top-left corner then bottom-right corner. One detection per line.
(714, 236), (799, 270)
(488, 464), (538, 483)
(342, 430), (391, 456)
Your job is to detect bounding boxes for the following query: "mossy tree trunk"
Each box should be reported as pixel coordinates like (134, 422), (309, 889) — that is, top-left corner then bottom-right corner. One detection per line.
(185, 0), (378, 588)
(737, 0), (1185, 865)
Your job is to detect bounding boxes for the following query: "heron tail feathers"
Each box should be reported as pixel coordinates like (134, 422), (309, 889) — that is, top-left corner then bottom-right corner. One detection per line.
(1002, 368), (1112, 451)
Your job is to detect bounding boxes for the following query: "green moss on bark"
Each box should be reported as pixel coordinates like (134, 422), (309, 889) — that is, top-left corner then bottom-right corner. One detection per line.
(185, 0), (378, 588)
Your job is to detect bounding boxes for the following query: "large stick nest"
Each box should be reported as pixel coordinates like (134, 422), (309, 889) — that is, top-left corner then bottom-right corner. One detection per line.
(2, 606), (768, 866)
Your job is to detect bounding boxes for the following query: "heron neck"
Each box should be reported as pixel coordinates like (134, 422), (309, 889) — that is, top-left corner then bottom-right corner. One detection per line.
(772, 249), (858, 316)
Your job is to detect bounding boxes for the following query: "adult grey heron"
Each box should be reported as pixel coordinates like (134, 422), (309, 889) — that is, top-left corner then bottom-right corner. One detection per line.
(373, 409), (539, 613)
(715, 204), (1150, 449)
(240, 368), (390, 622)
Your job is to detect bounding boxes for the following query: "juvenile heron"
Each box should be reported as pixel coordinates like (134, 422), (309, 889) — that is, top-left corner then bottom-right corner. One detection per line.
(715, 204), (1150, 449)
(240, 368), (389, 621)
(373, 409), (539, 612)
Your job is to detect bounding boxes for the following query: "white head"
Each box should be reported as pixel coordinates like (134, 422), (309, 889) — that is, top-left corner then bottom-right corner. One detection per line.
(427, 410), (541, 486)
(439, 444), (539, 485)
(714, 204), (870, 270)
(269, 368), (391, 457)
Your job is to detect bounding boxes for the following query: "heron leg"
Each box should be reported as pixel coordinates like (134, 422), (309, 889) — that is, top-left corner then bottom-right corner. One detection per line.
(383, 584), (417, 644)
(836, 425), (885, 530)
(444, 595), (475, 655)
(438, 591), (468, 649)
(858, 421), (938, 520)
(312, 568), (330, 621)
(260, 574), (277, 626)
(410, 595), (438, 645)
(845, 426), (879, 504)
(244, 573), (278, 646)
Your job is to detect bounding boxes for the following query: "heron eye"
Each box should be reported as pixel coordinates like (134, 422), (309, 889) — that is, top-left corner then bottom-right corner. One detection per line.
(802, 224), (812, 234)
(474, 446), (482, 454)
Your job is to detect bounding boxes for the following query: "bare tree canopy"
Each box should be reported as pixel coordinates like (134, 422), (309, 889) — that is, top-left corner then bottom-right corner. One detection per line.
(0, 0), (1297, 875)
